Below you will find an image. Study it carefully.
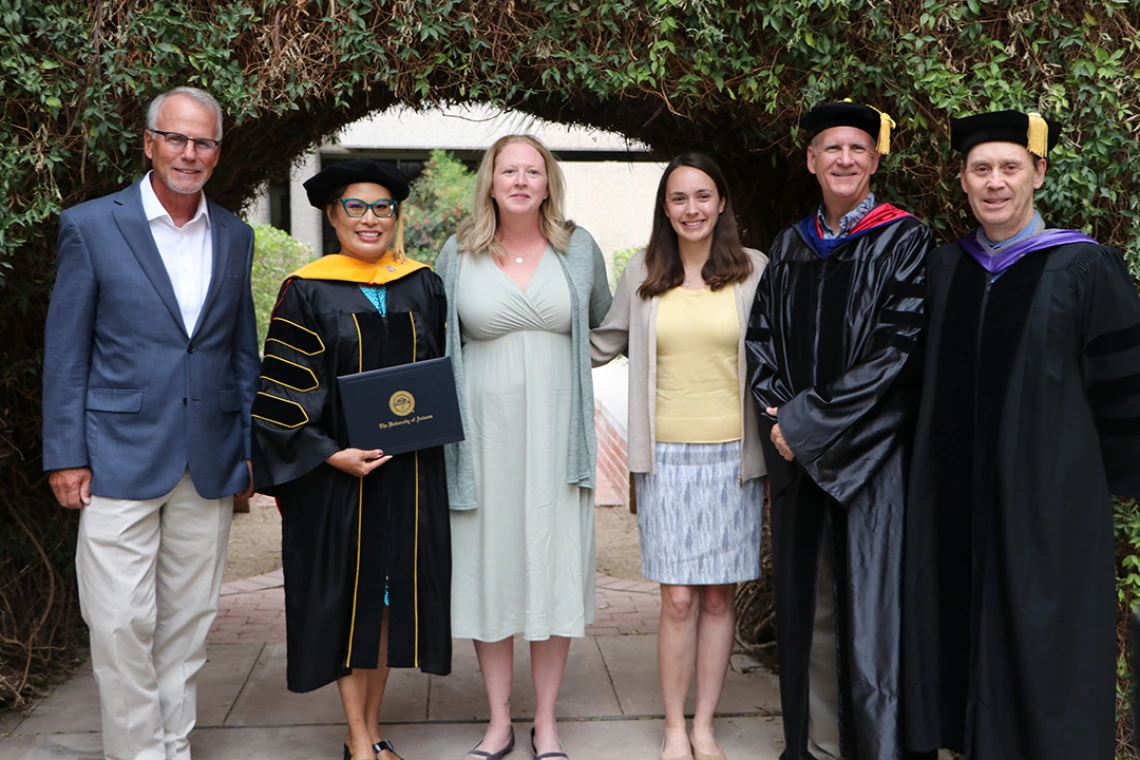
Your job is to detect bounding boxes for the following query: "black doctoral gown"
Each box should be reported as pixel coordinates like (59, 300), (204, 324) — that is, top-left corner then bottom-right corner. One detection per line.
(902, 238), (1140, 760)
(746, 208), (932, 760)
(251, 255), (452, 693)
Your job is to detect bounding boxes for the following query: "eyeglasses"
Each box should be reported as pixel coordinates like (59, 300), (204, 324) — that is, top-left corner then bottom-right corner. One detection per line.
(338, 198), (399, 219)
(149, 129), (221, 155)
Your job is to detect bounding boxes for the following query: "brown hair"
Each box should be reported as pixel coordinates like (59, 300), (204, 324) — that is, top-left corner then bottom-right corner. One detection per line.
(638, 152), (752, 299)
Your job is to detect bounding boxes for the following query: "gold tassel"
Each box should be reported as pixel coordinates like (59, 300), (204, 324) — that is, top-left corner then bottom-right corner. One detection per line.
(866, 105), (895, 154)
(877, 110), (895, 155)
(1027, 112), (1049, 157)
(392, 215), (407, 260)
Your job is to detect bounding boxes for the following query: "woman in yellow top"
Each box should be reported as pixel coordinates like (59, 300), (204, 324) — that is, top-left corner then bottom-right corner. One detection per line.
(591, 153), (767, 760)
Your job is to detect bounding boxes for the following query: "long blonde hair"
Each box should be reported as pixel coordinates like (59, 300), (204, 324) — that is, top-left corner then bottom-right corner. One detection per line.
(457, 134), (575, 257)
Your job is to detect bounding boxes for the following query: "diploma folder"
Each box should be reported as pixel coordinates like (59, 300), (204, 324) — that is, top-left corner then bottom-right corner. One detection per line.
(337, 356), (464, 456)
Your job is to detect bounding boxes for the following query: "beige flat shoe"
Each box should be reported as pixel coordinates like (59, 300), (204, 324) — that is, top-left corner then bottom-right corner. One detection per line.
(690, 736), (726, 760)
(693, 752), (727, 760)
(659, 740), (693, 760)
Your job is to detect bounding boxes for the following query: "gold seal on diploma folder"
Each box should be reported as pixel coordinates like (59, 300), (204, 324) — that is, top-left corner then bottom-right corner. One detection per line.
(389, 390), (415, 416)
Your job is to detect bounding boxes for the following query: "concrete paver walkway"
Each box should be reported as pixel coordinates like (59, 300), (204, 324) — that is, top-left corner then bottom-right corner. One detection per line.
(1, 573), (784, 760)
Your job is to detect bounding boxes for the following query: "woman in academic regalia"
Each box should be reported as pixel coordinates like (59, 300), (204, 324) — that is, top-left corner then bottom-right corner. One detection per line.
(591, 153), (767, 760)
(250, 160), (451, 760)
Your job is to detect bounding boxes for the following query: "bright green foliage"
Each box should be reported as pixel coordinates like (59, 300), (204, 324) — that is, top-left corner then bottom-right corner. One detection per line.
(609, 245), (642, 290)
(2, 1), (1138, 267)
(402, 151), (477, 266)
(1118, 496), (1140, 752)
(251, 224), (316, 350)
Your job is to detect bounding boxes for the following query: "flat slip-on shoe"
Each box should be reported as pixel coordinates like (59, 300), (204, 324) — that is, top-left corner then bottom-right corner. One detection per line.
(693, 752), (726, 760)
(689, 734), (725, 760)
(465, 727), (515, 760)
(659, 739), (693, 760)
(530, 727), (569, 760)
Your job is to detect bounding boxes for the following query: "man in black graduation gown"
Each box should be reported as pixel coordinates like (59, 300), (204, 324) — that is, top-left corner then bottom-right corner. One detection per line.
(901, 111), (1140, 760)
(747, 102), (933, 760)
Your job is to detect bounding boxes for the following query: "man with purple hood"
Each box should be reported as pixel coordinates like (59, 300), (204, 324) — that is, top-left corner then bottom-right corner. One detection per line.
(901, 110), (1140, 760)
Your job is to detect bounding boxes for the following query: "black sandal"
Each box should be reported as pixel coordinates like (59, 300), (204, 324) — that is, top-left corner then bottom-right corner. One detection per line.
(375, 739), (404, 759)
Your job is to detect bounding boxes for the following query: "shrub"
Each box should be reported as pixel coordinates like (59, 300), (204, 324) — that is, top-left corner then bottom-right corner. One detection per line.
(609, 245), (641, 291)
(402, 150), (476, 266)
(251, 224), (316, 350)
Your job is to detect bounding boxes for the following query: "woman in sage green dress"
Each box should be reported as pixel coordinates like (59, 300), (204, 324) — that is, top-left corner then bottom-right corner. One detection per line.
(436, 135), (611, 760)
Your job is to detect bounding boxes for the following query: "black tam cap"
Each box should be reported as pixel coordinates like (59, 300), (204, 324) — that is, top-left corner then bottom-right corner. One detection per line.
(800, 101), (894, 154)
(950, 110), (1061, 158)
(302, 159), (411, 209)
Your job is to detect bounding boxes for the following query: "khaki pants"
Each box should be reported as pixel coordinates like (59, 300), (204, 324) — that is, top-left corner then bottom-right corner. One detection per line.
(807, 518), (843, 760)
(77, 471), (232, 760)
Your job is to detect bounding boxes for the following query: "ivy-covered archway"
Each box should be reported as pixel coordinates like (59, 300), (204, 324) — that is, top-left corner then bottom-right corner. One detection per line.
(4, 0), (1139, 745)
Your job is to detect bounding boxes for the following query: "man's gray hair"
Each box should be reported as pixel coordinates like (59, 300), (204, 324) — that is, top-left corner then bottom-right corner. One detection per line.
(146, 87), (224, 140)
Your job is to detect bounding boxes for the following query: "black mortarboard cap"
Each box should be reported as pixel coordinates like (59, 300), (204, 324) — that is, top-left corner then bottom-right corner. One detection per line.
(303, 159), (411, 208)
(950, 110), (1061, 158)
(800, 101), (895, 154)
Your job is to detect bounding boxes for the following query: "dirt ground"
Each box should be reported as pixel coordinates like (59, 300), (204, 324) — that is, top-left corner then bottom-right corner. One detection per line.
(223, 496), (646, 584)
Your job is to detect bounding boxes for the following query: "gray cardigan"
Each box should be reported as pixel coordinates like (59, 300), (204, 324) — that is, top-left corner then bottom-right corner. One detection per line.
(436, 227), (613, 510)
(590, 248), (769, 481)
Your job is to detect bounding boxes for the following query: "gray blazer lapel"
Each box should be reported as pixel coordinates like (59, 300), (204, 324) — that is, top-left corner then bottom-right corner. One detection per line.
(192, 203), (229, 339)
(112, 181), (188, 337)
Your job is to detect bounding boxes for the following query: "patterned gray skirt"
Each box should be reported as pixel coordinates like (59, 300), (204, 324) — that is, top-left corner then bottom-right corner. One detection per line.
(633, 440), (763, 585)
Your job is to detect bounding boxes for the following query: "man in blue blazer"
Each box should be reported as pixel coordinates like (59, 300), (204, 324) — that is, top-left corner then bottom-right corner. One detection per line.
(41, 86), (259, 760)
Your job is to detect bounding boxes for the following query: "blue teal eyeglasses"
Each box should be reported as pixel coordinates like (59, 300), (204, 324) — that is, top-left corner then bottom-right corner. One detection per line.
(338, 198), (399, 219)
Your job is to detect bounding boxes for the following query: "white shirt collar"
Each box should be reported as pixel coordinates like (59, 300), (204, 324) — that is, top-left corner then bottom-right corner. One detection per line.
(139, 171), (210, 228)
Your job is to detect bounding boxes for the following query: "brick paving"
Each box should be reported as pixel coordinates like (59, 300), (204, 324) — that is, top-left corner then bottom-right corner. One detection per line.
(211, 457), (660, 644)
(209, 570), (660, 644)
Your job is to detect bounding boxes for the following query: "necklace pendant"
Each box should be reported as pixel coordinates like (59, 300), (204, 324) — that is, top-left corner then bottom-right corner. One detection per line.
(515, 257), (524, 264)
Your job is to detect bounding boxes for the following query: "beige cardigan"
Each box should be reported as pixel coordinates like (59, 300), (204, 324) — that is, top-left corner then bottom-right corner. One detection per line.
(590, 248), (768, 480)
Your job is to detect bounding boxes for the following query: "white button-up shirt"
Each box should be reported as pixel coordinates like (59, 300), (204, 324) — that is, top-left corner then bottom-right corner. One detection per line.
(140, 171), (213, 335)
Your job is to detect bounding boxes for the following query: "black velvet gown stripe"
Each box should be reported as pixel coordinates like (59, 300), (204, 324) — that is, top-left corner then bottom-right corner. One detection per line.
(923, 253), (979, 746)
(746, 212), (934, 760)
(903, 242), (1140, 760)
(251, 271), (451, 693)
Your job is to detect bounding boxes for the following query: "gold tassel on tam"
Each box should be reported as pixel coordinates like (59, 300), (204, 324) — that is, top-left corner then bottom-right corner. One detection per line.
(877, 110), (895, 154)
(867, 105), (895, 154)
(392, 215), (407, 260)
(1027, 112), (1049, 157)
